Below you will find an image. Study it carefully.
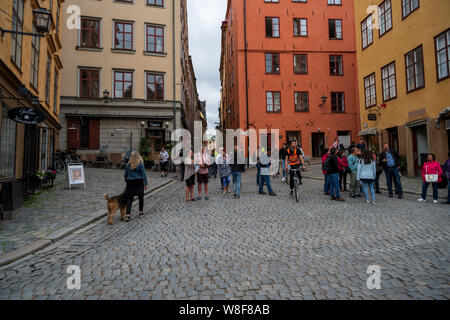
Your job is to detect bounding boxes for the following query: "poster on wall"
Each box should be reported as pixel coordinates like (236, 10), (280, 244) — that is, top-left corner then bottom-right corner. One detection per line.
(67, 163), (86, 189)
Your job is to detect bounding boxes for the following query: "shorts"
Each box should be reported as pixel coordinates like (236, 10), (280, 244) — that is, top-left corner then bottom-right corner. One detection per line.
(196, 172), (209, 184)
(186, 174), (195, 187)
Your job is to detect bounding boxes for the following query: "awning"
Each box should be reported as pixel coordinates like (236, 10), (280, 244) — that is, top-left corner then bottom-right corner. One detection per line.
(358, 127), (379, 136)
(437, 107), (450, 120)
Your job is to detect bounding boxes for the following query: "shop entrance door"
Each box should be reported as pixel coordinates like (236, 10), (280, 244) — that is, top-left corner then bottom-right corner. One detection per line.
(412, 125), (428, 176)
(388, 127), (399, 154)
(24, 124), (39, 194)
(146, 129), (164, 162)
(311, 132), (324, 157)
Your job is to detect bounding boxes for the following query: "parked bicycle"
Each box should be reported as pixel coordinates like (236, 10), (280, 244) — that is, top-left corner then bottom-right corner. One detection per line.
(54, 150), (81, 174)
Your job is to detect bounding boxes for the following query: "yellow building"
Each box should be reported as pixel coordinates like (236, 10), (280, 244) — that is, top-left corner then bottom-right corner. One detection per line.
(59, 0), (198, 164)
(0, 0), (63, 217)
(355, 0), (450, 176)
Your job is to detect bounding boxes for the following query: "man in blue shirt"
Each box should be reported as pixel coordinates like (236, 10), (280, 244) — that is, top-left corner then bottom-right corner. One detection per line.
(379, 143), (403, 199)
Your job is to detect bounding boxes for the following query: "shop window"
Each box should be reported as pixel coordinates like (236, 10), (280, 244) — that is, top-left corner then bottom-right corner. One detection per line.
(0, 106), (17, 178)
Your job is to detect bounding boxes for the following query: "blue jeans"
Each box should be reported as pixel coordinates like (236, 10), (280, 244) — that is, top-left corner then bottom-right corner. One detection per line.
(221, 175), (231, 188)
(422, 182), (438, 200)
(232, 172), (242, 196)
(375, 173), (380, 192)
(324, 174), (330, 194)
(361, 180), (376, 202)
(328, 173), (340, 198)
(384, 167), (403, 196)
(259, 175), (274, 194)
(281, 160), (287, 178)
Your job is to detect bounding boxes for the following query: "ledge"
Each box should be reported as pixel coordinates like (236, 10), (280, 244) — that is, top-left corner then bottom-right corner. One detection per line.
(144, 51), (167, 57)
(111, 49), (136, 54)
(76, 46), (103, 52)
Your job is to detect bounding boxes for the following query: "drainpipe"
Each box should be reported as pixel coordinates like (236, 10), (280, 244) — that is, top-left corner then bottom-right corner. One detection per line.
(172, 0), (177, 134)
(244, 0), (250, 167)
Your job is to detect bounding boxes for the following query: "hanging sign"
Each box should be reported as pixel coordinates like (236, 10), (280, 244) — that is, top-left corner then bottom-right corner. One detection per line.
(7, 107), (46, 124)
(368, 114), (377, 121)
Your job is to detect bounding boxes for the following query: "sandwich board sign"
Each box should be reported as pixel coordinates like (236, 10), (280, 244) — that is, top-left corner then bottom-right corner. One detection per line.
(67, 163), (86, 189)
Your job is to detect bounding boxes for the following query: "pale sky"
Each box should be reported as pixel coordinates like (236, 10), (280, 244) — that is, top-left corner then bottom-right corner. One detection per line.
(187, 0), (227, 132)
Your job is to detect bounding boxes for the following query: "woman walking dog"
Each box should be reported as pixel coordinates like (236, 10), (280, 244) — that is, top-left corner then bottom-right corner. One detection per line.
(124, 151), (149, 222)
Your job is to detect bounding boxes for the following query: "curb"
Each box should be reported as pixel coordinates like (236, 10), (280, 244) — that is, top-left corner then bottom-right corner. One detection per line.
(0, 179), (175, 268)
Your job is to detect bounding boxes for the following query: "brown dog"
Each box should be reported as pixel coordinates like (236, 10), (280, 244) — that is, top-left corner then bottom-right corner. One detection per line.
(104, 191), (128, 225)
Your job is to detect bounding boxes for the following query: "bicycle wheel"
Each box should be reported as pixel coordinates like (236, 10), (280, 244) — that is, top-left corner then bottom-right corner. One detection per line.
(294, 179), (299, 203)
(55, 159), (66, 174)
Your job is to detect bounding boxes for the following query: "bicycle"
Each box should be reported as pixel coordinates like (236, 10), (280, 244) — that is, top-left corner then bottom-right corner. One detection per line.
(288, 167), (302, 203)
(54, 150), (81, 174)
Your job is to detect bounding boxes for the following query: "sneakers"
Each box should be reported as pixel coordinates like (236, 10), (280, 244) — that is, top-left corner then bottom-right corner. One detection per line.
(223, 189), (227, 195)
(330, 196), (336, 200)
(366, 200), (370, 204)
(259, 191), (267, 195)
(417, 198), (426, 202)
(433, 200), (438, 204)
(335, 197), (345, 202)
(282, 177), (286, 182)
(269, 193), (277, 196)
(372, 201), (376, 205)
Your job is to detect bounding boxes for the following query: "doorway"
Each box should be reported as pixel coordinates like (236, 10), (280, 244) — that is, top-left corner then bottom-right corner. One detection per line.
(388, 127), (399, 154)
(146, 129), (165, 162)
(337, 131), (351, 150)
(311, 132), (325, 157)
(24, 124), (39, 194)
(412, 125), (428, 176)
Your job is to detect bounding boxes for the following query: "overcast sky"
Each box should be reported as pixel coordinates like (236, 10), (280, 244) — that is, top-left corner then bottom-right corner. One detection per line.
(187, 0), (227, 132)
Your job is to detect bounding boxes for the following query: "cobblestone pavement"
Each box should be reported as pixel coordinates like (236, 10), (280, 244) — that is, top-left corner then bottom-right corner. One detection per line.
(302, 163), (448, 199)
(0, 170), (448, 300)
(0, 168), (171, 255)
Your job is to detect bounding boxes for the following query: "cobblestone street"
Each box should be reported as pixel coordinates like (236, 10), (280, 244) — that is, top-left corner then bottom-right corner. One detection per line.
(0, 168), (448, 300)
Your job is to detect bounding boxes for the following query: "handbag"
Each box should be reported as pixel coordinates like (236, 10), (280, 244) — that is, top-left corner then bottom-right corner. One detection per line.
(425, 164), (438, 183)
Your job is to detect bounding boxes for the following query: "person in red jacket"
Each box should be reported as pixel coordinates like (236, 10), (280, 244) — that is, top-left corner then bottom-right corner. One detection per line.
(418, 153), (443, 203)
(322, 148), (331, 195)
(338, 150), (349, 191)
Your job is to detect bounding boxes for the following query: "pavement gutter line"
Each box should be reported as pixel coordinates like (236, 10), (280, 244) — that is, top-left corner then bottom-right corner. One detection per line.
(0, 179), (175, 268)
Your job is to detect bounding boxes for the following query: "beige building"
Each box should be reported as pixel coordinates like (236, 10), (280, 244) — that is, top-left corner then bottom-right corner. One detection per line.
(0, 0), (63, 217)
(59, 0), (199, 164)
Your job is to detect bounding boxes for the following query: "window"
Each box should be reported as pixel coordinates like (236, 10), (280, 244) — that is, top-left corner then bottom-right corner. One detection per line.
(146, 73), (164, 100)
(328, 0), (341, 4)
(56, 1), (60, 37)
(30, 24), (40, 89)
(328, 19), (342, 39)
(45, 53), (52, 104)
(40, 128), (48, 171)
(264, 0), (279, 2)
(67, 118), (99, 150)
(381, 62), (397, 101)
(11, 0), (24, 68)
(402, 0), (419, 19)
(79, 69), (99, 98)
(147, 0), (164, 6)
(294, 92), (309, 112)
(292, 0), (307, 2)
(265, 53), (280, 74)
(114, 21), (133, 50)
(329, 55), (343, 76)
(265, 17), (279, 38)
(361, 16), (373, 49)
(293, 18), (307, 37)
(266, 92), (281, 112)
(114, 71), (133, 98)
(53, 70), (59, 113)
(379, 0), (392, 37)
(146, 25), (164, 53)
(435, 29), (450, 81)
(80, 18), (100, 48)
(0, 106), (17, 179)
(331, 92), (345, 113)
(405, 45), (425, 92)
(364, 73), (377, 108)
(294, 54), (307, 74)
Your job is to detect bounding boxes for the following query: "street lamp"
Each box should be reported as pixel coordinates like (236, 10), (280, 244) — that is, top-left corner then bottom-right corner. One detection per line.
(0, 8), (51, 38)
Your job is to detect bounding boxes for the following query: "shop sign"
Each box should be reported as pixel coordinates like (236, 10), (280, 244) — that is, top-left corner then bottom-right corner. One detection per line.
(7, 107), (45, 124)
(148, 121), (162, 128)
(368, 114), (377, 121)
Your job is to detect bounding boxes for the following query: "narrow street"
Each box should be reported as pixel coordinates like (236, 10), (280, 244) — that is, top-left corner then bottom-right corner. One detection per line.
(1, 168), (448, 300)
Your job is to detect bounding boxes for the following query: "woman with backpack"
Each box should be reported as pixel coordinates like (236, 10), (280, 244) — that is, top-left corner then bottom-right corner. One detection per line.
(357, 150), (377, 204)
(418, 153), (443, 204)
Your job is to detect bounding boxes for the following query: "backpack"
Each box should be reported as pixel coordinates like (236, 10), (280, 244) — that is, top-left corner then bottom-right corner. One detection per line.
(323, 156), (331, 172)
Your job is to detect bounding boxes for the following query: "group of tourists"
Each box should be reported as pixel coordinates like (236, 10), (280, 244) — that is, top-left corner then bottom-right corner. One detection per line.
(120, 138), (450, 220)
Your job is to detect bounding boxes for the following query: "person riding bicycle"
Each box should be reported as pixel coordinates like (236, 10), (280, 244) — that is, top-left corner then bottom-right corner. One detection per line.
(285, 140), (304, 195)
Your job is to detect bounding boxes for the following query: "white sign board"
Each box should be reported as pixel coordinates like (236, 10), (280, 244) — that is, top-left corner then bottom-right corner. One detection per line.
(67, 163), (86, 189)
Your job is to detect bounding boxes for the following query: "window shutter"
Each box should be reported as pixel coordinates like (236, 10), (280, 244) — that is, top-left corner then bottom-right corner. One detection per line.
(89, 119), (100, 150)
(67, 117), (80, 149)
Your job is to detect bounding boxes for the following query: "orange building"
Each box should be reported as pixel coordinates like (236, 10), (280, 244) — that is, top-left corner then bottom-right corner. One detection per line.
(220, 0), (360, 157)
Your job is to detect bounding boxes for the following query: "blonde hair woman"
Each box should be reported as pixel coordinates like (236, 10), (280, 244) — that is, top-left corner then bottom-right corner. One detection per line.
(124, 151), (149, 222)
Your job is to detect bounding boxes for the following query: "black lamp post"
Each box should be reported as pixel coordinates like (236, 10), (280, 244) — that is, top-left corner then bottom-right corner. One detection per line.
(0, 8), (51, 38)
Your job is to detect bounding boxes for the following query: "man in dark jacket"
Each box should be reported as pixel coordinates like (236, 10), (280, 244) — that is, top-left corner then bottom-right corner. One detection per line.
(326, 148), (345, 201)
(230, 145), (246, 199)
(379, 143), (403, 199)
